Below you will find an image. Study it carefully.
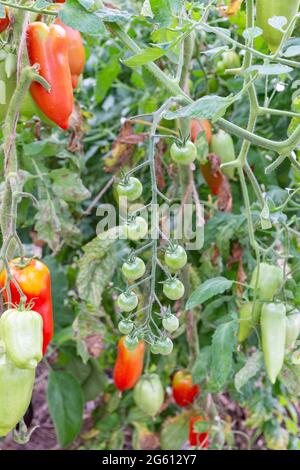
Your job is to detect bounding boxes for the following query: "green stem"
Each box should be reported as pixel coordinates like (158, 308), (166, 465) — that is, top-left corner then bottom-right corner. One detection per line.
(195, 20), (300, 69)
(109, 24), (300, 155)
(0, 0), (57, 15)
(3, 66), (38, 173)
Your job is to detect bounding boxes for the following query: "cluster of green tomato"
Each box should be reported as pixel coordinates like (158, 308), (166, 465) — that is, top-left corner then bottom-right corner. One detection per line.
(115, 175), (188, 354)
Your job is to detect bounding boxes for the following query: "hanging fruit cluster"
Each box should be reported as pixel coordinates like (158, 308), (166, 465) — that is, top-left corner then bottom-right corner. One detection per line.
(0, 258), (53, 436)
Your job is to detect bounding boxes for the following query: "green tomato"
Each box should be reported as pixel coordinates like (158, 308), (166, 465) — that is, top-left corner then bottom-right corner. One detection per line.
(163, 278), (185, 301)
(157, 337), (173, 355)
(125, 217), (148, 241)
(118, 320), (134, 335)
(256, 0), (300, 53)
(150, 342), (161, 355)
(0, 58), (55, 126)
(0, 353), (35, 437)
(221, 50), (241, 69)
(261, 303), (286, 384)
(250, 263), (284, 302)
(210, 130), (236, 179)
(124, 335), (139, 351)
(122, 257), (145, 281)
(170, 141), (197, 165)
(117, 292), (138, 312)
(285, 312), (300, 349)
(116, 177), (143, 202)
(0, 308), (43, 370)
(162, 314), (179, 333)
(164, 245), (187, 272)
(133, 374), (164, 417)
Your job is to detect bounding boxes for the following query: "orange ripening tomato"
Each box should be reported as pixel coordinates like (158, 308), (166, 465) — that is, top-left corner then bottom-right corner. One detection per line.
(190, 119), (212, 145)
(27, 22), (74, 130)
(0, 7), (10, 33)
(172, 370), (199, 407)
(189, 416), (209, 448)
(0, 258), (53, 355)
(55, 18), (85, 88)
(113, 337), (145, 391)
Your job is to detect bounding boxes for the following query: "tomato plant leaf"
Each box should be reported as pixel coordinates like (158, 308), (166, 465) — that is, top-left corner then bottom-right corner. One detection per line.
(59, 0), (105, 35)
(185, 277), (233, 310)
(164, 95), (233, 122)
(50, 169), (91, 203)
(47, 370), (84, 448)
(243, 26), (262, 41)
(149, 0), (173, 26)
(96, 55), (121, 103)
(283, 45), (300, 57)
(234, 351), (264, 392)
(76, 232), (126, 307)
(209, 320), (238, 392)
(192, 347), (212, 385)
(132, 422), (159, 450)
(124, 47), (165, 67)
(160, 412), (190, 450)
(247, 64), (293, 75)
(268, 16), (288, 32)
(95, 8), (132, 23)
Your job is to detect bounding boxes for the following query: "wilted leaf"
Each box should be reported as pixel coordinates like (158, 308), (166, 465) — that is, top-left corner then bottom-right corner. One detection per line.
(72, 303), (105, 362)
(76, 231), (125, 306)
(50, 169), (91, 203)
(132, 422), (160, 450)
(34, 199), (61, 252)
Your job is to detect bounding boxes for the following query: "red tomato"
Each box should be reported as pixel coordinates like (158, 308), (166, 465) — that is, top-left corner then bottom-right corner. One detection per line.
(27, 22), (74, 129)
(0, 7), (10, 33)
(113, 337), (145, 391)
(200, 162), (224, 196)
(172, 370), (199, 407)
(189, 416), (209, 448)
(55, 18), (85, 88)
(0, 258), (54, 355)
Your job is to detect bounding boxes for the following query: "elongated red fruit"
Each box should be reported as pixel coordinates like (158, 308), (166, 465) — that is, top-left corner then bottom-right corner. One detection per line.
(27, 22), (74, 129)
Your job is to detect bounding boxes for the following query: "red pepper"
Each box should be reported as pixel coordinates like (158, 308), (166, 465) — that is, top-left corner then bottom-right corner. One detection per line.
(26, 22), (74, 129)
(0, 7), (10, 33)
(0, 258), (54, 355)
(189, 416), (209, 448)
(55, 18), (85, 89)
(172, 370), (199, 407)
(113, 337), (145, 391)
